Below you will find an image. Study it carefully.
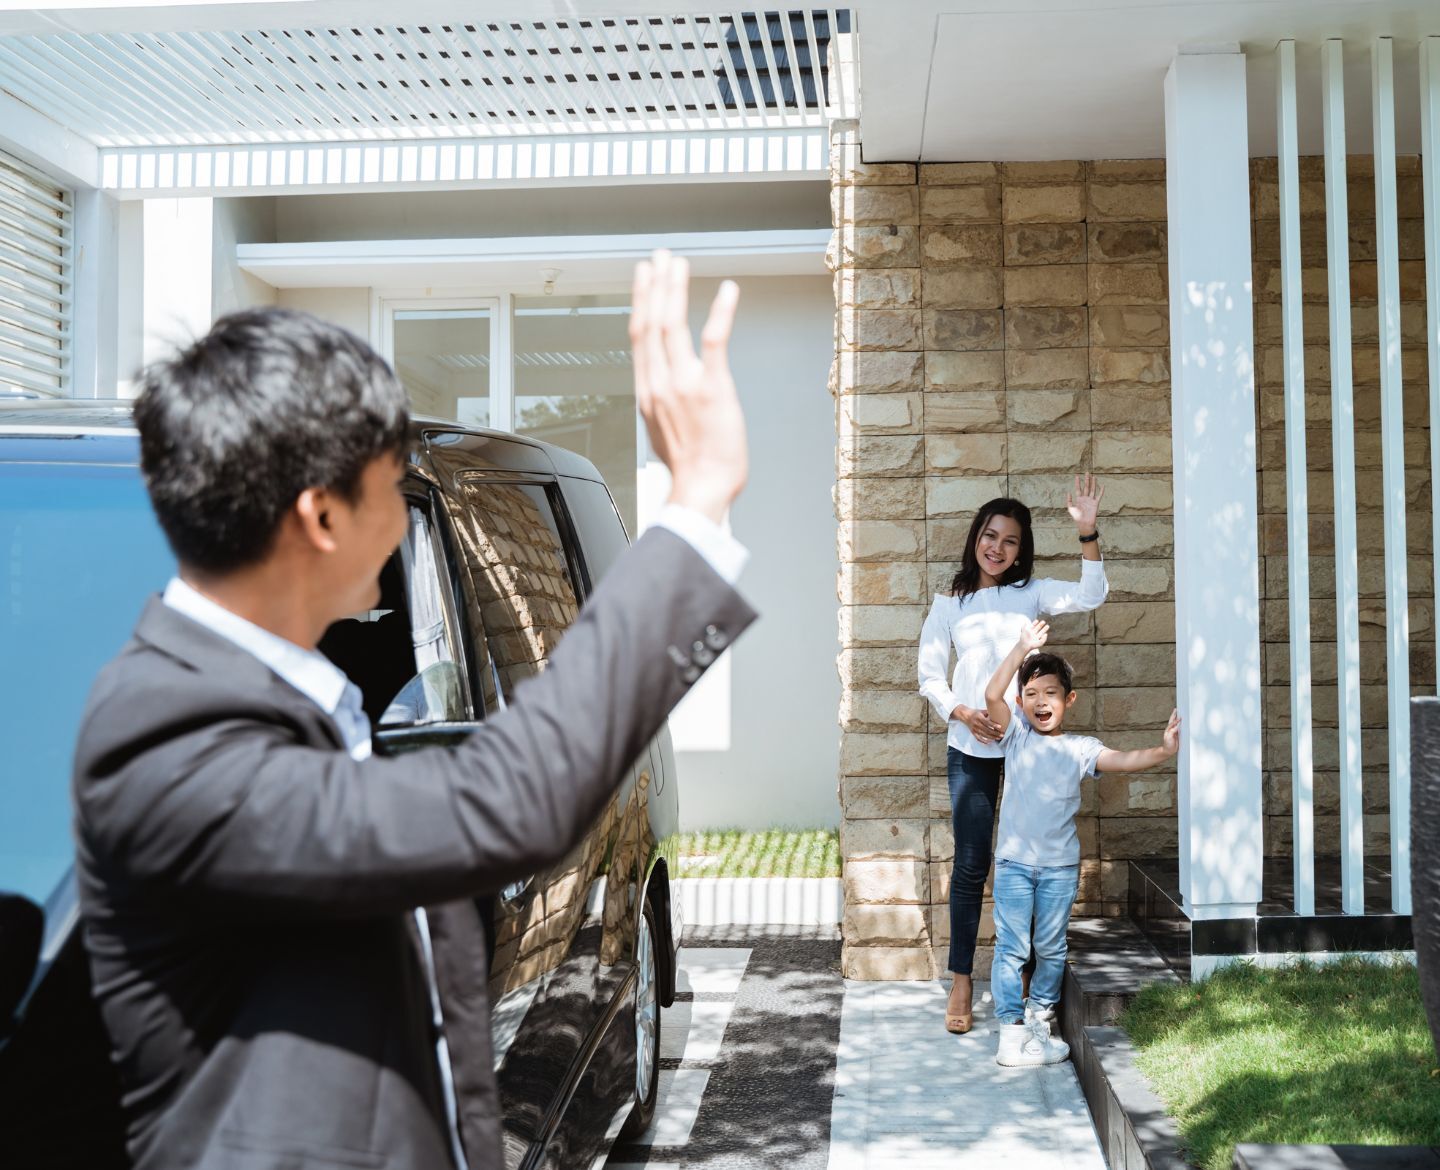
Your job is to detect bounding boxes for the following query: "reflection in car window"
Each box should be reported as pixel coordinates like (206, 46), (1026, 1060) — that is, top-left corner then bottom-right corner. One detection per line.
(558, 477), (629, 587)
(455, 481), (581, 706)
(0, 462), (174, 905)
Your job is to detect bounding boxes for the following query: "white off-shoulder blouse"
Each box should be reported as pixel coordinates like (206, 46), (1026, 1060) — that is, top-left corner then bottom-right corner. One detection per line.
(917, 558), (1110, 758)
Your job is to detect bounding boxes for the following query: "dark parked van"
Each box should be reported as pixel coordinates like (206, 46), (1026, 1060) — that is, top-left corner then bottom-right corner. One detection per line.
(0, 400), (682, 1170)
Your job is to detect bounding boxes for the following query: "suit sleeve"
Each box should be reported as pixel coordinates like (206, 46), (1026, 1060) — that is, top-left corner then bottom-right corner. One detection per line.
(75, 527), (756, 916)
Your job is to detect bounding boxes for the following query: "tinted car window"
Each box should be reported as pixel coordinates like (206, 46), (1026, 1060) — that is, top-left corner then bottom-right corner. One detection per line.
(0, 461), (173, 905)
(557, 476), (630, 587)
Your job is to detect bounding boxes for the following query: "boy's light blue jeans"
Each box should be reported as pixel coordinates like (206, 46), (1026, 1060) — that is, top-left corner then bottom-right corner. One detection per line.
(992, 858), (1079, 1025)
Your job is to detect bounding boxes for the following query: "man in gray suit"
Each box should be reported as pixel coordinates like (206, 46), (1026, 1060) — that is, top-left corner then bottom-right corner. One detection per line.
(72, 252), (756, 1170)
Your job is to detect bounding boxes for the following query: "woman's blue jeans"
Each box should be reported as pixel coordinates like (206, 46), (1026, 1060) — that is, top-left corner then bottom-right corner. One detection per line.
(992, 858), (1080, 1024)
(946, 747), (1003, 976)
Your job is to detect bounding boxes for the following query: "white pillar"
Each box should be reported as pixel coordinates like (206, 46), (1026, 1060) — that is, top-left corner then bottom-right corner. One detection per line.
(141, 196), (214, 370)
(70, 188), (119, 398)
(1164, 45), (1264, 922)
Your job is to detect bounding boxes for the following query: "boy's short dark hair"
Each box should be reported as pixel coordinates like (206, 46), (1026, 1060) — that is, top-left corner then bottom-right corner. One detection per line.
(1018, 651), (1074, 694)
(134, 308), (410, 575)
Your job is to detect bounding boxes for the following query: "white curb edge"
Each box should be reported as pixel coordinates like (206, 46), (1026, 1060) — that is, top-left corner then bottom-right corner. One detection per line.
(676, 876), (843, 926)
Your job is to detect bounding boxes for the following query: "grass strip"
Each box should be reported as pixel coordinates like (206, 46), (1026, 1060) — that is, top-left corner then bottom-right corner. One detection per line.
(675, 828), (840, 878)
(1120, 958), (1440, 1170)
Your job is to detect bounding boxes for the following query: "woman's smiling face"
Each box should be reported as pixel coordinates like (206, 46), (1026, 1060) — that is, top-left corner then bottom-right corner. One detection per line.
(974, 512), (1023, 584)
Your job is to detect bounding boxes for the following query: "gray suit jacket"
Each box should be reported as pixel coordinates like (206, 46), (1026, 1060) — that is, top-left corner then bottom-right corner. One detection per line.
(72, 527), (757, 1170)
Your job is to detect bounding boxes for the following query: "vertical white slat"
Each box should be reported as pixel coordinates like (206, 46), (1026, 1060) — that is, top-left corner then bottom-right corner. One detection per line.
(608, 16), (684, 131)
(492, 291), (514, 433)
(710, 13), (759, 128)
(777, 11), (806, 115)
(799, 8), (825, 114)
(1372, 37), (1412, 914)
(1276, 40), (1315, 916)
(730, 12), (772, 118)
(1323, 39), (1365, 915)
(1422, 38), (1440, 698)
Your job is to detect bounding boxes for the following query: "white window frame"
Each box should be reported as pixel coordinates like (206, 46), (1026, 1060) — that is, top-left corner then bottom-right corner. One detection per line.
(373, 291), (509, 430)
(0, 150), (73, 398)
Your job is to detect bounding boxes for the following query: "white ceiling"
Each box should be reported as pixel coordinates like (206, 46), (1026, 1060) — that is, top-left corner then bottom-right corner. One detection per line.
(854, 0), (1440, 161)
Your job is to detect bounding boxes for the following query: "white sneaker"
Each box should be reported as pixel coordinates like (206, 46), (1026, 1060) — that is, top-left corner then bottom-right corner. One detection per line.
(995, 1019), (1070, 1067)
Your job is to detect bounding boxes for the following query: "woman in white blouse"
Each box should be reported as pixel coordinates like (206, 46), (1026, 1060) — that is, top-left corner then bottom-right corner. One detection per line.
(917, 476), (1108, 1035)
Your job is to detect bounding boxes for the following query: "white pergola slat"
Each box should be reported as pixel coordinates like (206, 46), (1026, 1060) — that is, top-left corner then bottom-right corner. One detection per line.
(0, 11), (852, 148)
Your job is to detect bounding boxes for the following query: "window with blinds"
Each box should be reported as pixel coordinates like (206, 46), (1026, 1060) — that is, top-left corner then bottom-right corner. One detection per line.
(0, 153), (71, 398)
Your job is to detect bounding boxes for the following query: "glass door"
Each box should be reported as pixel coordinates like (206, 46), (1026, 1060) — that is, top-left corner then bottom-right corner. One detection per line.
(384, 301), (497, 427)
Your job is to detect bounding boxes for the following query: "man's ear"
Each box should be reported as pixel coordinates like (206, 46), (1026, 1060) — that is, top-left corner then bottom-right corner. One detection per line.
(294, 486), (339, 553)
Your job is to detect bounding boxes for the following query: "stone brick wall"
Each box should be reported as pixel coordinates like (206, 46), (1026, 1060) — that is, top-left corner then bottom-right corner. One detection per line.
(830, 126), (1176, 980)
(831, 124), (1433, 979)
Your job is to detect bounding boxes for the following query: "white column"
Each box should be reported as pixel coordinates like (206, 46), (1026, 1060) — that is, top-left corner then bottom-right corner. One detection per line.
(70, 188), (119, 398)
(141, 196), (214, 370)
(1164, 45), (1264, 921)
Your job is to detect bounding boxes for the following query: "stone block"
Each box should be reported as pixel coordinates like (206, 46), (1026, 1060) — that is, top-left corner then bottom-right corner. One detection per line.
(925, 432), (1007, 475)
(1077, 816), (1099, 857)
(839, 646), (919, 689)
(1003, 263), (1088, 306)
(1006, 431), (1091, 473)
(1098, 816), (1178, 859)
(837, 268), (921, 309)
(834, 476), (926, 520)
(1091, 385), (1171, 430)
(835, 349), (923, 394)
(1088, 222), (1168, 263)
(926, 474), (1008, 519)
(1087, 181), (1168, 221)
(840, 731), (928, 775)
(920, 161), (998, 184)
(1093, 432), (1172, 472)
(921, 224), (1004, 266)
(1096, 642), (1176, 686)
(841, 309), (923, 351)
(842, 775), (929, 819)
(1090, 159), (1166, 181)
(923, 308), (1004, 351)
(922, 266), (1004, 309)
(1088, 262), (1168, 305)
(1005, 347), (1089, 390)
(840, 690), (925, 734)
(930, 818), (954, 862)
(1098, 687), (1177, 730)
(838, 224), (921, 268)
(1006, 388), (1092, 430)
(925, 349), (1005, 390)
(1090, 347), (1170, 389)
(925, 389), (1007, 433)
(1089, 305), (1169, 348)
(841, 605), (928, 648)
(1092, 558), (1174, 601)
(833, 183), (920, 227)
(837, 435), (925, 478)
(842, 903), (930, 946)
(831, 143), (917, 185)
(1003, 183), (1085, 223)
(838, 391), (922, 437)
(920, 184), (1002, 223)
(1004, 222), (1086, 266)
(839, 518), (926, 562)
(841, 944), (936, 980)
(839, 561), (927, 605)
(1000, 160), (1085, 183)
(842, 859), (928, 904)
(841, 817), (928, 860)
(1077, 516), (1172, 557)
(1005, 305), (1088, 349)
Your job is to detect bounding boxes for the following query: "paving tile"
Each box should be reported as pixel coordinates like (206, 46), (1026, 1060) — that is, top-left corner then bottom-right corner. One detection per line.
(675, 947), (752, 996)
(659, 997), (734, 1062)
(632, 1069), (710, 1148)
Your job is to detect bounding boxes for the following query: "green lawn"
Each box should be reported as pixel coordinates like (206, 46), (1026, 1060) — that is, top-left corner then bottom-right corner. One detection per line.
(1121, 958), (1440, 1170)
(676, 828), (841, 879)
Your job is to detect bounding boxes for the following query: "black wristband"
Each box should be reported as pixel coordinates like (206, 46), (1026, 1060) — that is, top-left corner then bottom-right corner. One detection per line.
(1078, 530), (1100, 544)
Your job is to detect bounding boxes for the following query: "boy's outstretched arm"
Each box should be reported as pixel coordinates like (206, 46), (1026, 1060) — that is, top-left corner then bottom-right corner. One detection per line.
(984, 619), (1049, 735)
(1096, 709), (1181, 773)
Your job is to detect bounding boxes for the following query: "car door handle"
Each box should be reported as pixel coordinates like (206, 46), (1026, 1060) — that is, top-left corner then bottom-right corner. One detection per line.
(500, 876), (533, 907)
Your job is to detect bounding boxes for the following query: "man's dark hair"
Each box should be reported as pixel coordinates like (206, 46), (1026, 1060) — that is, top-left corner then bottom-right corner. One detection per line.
(1018, 651), (1074, 694)
(950, 497), (1035, 600)
(134, 308), (410, 574)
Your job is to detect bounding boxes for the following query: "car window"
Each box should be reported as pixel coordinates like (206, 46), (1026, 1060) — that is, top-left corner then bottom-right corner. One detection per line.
(557, 476), (630, 588)
(0, 460), (174, 906)
(320, 499), (472, 727)
(452, 478), (583, 707)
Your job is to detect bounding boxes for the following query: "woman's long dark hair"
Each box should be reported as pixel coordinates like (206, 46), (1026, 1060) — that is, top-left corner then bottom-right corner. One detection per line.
(949, 497), (1035, 600)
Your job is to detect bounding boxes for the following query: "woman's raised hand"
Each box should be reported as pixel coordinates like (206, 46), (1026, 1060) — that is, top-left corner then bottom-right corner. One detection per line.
(1066, 473), (1104, 535)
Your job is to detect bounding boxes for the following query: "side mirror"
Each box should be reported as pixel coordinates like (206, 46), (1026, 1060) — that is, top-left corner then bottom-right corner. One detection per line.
(374, 721), (483, 758)
(0, 893), (43, 1043)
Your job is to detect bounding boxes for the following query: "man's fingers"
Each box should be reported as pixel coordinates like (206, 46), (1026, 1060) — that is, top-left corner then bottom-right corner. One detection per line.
(662, 254), (696, 375)
(701, 280), (740, 374)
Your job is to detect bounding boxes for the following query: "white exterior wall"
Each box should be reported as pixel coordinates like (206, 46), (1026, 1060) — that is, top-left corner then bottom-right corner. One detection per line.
(212, 197), (277, 316)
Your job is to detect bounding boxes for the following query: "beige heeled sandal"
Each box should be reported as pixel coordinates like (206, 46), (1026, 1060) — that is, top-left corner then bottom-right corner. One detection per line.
(946, 974), (974, 1034)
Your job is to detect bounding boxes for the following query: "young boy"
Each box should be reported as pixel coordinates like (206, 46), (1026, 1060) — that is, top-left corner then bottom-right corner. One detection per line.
(983, 619), (1180, 1067)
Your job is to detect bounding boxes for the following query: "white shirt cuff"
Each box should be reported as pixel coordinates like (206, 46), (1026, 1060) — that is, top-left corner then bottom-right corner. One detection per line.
(653, 504), (748, 585)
